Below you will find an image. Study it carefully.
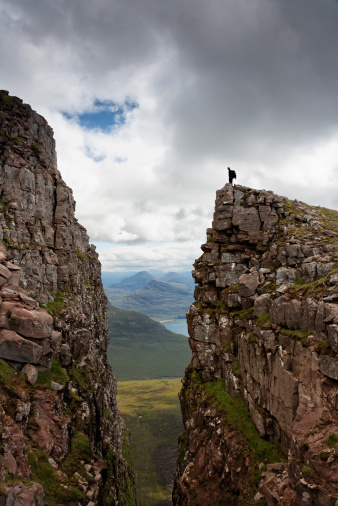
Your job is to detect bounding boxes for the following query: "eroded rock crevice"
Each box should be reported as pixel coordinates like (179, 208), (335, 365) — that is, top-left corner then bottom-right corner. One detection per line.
(174, 184), (338, 505)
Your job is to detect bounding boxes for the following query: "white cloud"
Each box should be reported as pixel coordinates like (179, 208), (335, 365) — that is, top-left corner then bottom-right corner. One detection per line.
(97, 240), (202, 272)
(1, 0), (338, 272)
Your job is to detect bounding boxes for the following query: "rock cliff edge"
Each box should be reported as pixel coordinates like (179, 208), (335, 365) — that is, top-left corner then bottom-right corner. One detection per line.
(174, 184), (338, 505)
(0, 91), (135, 505)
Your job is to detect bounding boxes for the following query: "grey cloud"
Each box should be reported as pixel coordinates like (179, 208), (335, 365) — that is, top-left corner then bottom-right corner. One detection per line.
(1, 0), (338, 269)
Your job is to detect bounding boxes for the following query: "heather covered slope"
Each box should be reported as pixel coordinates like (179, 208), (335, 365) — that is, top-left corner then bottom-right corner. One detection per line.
(174, 184), (338, 505)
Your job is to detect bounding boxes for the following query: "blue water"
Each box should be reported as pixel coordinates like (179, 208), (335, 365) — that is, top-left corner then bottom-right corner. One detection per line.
(162, 319), (189, 337)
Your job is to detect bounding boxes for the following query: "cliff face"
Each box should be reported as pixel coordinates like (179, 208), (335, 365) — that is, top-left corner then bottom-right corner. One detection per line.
(0, 91), (135, 505)
(173, 184), (338, 505)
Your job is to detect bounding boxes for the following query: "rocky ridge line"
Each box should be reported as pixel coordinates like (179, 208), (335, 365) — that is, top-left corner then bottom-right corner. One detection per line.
(0, 91), (135, 505)
(173, 183), (338, 505)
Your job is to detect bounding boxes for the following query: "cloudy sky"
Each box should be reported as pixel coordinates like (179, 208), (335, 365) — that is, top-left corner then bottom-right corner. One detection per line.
(1, 0), (338, 272)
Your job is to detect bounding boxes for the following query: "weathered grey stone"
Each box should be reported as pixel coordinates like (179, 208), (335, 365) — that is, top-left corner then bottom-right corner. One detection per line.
(239, 272), (259, 297)
(327, 325), (338, 353)
(60, 343), (72, 367)
(330, 273), (338, 284)
(0, 329), (43, 363)
(51, 381), (63, 391)
(72, 328), (91, 359)
(319, 355), (338, 380)
(51, 330), (62, 353)
(9, 306), (53, 339)
(21, 364), (38, 385)
(232, 206), (261, 232)
(253, 294), (271, 316)
(276, 267), (297, 286)
(7, 270), (21, 286)
(189, 314), (218, 344)
(215, 265), (244, 287)
(284, 299), (302, 330)
(212, 218), (232, 231)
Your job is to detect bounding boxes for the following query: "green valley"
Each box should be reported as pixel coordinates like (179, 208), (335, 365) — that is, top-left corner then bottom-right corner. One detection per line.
(117, 379), (183, 506)
(106, 301), (191, 505)
(107, 303), (191, 380)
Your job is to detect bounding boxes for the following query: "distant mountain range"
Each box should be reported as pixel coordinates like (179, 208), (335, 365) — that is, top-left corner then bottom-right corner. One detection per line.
(103, 270), (195, 320)
(106, 302), (192, 380)
(109, 271), (155, 291)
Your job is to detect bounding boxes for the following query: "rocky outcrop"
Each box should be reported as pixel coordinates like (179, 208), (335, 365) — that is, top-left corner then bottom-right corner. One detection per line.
(174, 184), (338, 505)
(0, 91), (135, 504)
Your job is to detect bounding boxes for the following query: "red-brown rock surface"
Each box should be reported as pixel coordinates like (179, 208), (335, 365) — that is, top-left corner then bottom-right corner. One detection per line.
(0, 91), (135, 505)
(174, 184), (338, 505)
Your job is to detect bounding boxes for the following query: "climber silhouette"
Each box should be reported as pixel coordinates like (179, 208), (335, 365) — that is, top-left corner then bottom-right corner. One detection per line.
(228, 167), (236, 185)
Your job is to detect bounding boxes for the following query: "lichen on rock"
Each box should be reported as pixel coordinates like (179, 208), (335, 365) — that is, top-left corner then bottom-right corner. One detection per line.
(174, 183), (338, 505)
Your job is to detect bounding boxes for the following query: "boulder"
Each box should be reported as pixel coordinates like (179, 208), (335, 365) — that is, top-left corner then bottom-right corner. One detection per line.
(319, 355), (338, 381)
(51, 330), (62, 353)
(9, 306), (53, 339)
(21, 364), (38, 385)
(239, 272), (259, 297)
(0, 329), (43, 363)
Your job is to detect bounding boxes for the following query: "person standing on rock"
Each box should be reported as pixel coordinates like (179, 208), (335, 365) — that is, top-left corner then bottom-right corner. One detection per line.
(228, 167), (236, 185)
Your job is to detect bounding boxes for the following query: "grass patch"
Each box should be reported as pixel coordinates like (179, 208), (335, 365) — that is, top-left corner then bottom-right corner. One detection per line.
(222, 341), (232, 352)
(248, 332), (256, 343)
(0, 359), (16, 391)
(76, 251), (89, 260)
(231, 359), (241, 378)
(257, 312), (272, 328)
(232, 307), (254, 320)
(316, 340), (332, 354)
(263, 282), (277, 293)
(291, 276), (329, 296)
(61, 432), (93, 478)
(222, 284), (239, 294)
(198, 376), (284, 464)
(41, 289), (65, 316)
(35, 359), (69, 389)
(281, 328), (314, 344)
(302, 465), (314, 478)
(70, 365), (94, 394)
(325, 433), (338, 449)
(28, 449), (85, 505)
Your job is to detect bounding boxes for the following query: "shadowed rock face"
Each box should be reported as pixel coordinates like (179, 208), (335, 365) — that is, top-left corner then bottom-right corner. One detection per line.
(0, 91), (135, 505)
(173, 184), (338, 505)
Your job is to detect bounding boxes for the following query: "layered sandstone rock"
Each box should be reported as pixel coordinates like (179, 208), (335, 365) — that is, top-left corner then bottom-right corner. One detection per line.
(174, 184), (338, 505)
(0, 91), (135, 504)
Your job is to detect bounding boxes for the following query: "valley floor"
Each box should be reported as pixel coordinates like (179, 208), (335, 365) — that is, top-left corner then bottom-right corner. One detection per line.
(117, 378), (183, 506)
